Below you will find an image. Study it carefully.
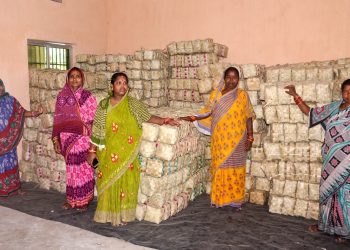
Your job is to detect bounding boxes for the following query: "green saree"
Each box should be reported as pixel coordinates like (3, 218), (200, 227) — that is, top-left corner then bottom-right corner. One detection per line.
(92, 94), (150, 225)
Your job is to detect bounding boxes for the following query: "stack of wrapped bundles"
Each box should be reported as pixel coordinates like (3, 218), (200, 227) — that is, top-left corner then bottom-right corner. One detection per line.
(167, 39), (228, 109)
(126, 49), (169, 107)
(256, 60), (347, 220)
(19, 68), (108, 193)
(136, 107), (210, 224)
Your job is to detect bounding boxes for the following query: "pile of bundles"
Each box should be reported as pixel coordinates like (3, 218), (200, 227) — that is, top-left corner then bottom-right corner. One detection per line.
(167, 39), (228, 109)
(19, 68), (109, 193)
(136, 107), (211, 224)
(250, 59), (350, 220)
(76, 51), (169, 107)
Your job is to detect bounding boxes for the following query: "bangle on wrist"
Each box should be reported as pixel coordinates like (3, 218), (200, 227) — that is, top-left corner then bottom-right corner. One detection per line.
(190, 116), (196, 122)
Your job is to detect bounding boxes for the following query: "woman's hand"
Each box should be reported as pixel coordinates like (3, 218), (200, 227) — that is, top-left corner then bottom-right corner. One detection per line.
(284, 85), (298, 97)
(87, 152), (97, 166)
(179, 116), (195, 122)
(163, 118), (180, 126)
(54, 142), (61, 154)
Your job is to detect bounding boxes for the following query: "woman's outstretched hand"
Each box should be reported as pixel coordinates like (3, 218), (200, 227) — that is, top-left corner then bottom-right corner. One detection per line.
(54, 142), (61, 154)
(179, 116), (195, 122)
(163, 118), (180, 126)
(87, 152), (97, 166)
(284, 85), (298, 97)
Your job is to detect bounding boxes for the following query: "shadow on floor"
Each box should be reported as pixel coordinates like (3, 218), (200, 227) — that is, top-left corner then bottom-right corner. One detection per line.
(0, 182), (349, 250)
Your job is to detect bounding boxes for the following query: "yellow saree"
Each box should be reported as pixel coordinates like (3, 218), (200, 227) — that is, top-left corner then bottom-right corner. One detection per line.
(195, 88), (254, 207)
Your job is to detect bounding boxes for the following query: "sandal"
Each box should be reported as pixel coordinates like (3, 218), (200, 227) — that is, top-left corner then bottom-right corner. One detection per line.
(62, 202), (72, 210)
(307, 224), (319, 233)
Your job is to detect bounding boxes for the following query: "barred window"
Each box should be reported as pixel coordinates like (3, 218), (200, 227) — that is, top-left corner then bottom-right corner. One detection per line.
(27, 40), (71, 70)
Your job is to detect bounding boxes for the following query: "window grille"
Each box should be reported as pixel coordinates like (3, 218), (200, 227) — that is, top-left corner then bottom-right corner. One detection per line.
(27, 40), (71, 70)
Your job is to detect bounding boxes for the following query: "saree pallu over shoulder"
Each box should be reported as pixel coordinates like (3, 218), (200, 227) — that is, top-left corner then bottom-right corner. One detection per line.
(0, 96), (25, 156)
(204, 89), (255, 170)
(91, 95), (151, 149)
(52, 85), (94, 140)
(309, 101), (341, 129)
(95, 95), (143, 195)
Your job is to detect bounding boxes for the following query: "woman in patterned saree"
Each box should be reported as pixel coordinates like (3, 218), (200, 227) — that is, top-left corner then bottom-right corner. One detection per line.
(285, 81), (350, 242)
(87, 72), (178, 226)
(52, 67), (97, 211)
(180, 67), (255, 210)
(0, 79), (42, 197)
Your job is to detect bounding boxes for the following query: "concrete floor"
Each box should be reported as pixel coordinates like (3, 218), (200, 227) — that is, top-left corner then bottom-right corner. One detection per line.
(0, 206), (152, 250)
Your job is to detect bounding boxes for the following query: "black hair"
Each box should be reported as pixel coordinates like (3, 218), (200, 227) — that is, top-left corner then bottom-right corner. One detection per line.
(224, 66), (240, 79)
(111, 72), (129, 84)
(341, 79), (350, 92)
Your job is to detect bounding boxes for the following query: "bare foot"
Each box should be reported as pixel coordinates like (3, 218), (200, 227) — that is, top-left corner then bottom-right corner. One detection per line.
(308, 224), (320, 233)
(62, 202), (72, 210)
(335, 236), (346, 243)
(119, 222), (127, 226)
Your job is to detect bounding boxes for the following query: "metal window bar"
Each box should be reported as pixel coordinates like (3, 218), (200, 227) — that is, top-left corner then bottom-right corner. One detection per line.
(28, 41), (71, 70)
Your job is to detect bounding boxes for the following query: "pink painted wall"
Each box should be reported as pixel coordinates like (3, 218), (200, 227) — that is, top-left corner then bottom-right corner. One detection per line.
(106, 0), (350, 65)
(0, 0), (107, 158)
(0, 0), (107, 107)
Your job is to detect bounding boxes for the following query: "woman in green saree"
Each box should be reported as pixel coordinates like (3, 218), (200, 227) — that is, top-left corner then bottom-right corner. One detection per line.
(87, 72), (178, 226)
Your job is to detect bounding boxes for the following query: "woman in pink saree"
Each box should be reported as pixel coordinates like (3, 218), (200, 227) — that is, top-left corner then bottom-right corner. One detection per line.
(52, 67), (97, 211)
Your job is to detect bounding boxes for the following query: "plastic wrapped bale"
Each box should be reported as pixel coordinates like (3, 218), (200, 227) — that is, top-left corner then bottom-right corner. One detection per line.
(316, 81), (332, 103)
(283, 124), (297, 142)
(269, 195), (284, 214)
(250, 161), (265, 178)
(271, 123), (284, 142)
(308, 125), (324, 142)
(306, 201), (319, 220)
(277, 84), (293, 105)
(262, 161), (278, 179)
(308, 183), (319, 201)
(309, 162), (322, 183)
(293, 199), (308, 218)
(302, 81), (317, 102)
(241, 64), (263, 78)
(136, 204), (147, 221)
(145, 158), (165, 178)
(263, 105), (278, 124)
(144, 206), (164, 224)
(309, 141), (323, 162)
(294, 142), (310, 162)
(142, 123), (159, 142)
(285, 161), (296, 180)
(276, 105), (290, 123)
(279, 68), (292, 82)
(318, 67), (334, 81)
(251, 147), (265, 161)
(139, 140), (156, 158)
(306, 68), (318, 81)
(246, 77), (262, 91)
(263, 141), (281, 161)
(282, 197), (296, 216)
(296, 123), (309, 142)
(277, 161), (286, 180)
(266, 67), (279, 82)
(294, 162), (310, 182)
(289, 105), (304, 123)
(255, 177), (271, 192)
(271, 179), (285, 195)
(264, 84), (278, 105)
(283, 180), (297, 198)
(292, 68), (306, 81)
(249, 190), (268, 205)
(296, 181), (309, 200)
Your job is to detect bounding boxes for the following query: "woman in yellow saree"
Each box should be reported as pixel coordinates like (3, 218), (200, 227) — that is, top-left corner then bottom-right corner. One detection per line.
(87, 72), (178, 226)
(181, 67), (255, 209)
